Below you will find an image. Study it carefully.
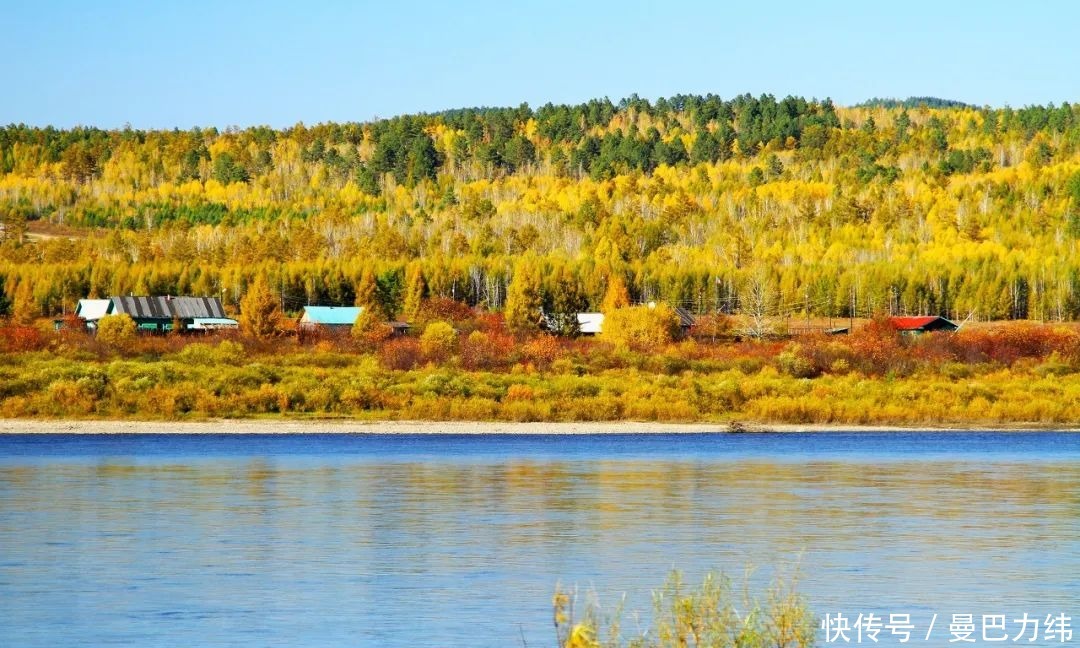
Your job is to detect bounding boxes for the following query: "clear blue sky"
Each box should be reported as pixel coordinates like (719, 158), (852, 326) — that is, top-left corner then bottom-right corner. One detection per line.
(3, 0), (1078, 129)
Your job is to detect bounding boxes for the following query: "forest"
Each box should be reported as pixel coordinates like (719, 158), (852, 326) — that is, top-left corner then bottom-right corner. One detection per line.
(1, 93), (1079, 322)
(2, 93), (1080, 424)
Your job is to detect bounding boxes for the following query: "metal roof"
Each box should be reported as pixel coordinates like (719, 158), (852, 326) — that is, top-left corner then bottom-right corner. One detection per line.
(189, 318), (239, 329)
(300, 306), (363, 326)
(671, 305), (697, 328)
(889, 315), (958, 331)
(75, 299), (111, 321)
(109, 296), (226, 320)
(577, 313), (604, 334)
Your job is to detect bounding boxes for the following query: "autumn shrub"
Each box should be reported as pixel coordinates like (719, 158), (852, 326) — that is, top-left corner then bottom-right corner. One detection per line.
(603, 303), (682, 350)
(554, 568), (815, 648)
(845, 315), (908, 375)
(521, 334), (562, 368)
(420, 321), (457, 363)
(691, 312), (735, 342)
(459, 330), (516, 370)
(954, 323), (1080, 366)
(379, 337), (423, 370)
(776, 344), (820, 378)
(174, 340), (246, 366)
(0, 325), (47, 353)
(416, 297), (476, 327)
(351, 308), (393, 350)
(96, 314), (137, 352)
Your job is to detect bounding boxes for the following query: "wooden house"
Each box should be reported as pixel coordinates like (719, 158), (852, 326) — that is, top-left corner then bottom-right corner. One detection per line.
(109, 295), (232, 333)
(889, 315), (959, 334)
(299, 306), (409, 335)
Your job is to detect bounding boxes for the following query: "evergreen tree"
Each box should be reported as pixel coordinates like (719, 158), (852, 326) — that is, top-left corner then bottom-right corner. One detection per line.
(505, 257), (542, 332)
(238, 275), (282, 340)
(401, 262), (427, 321)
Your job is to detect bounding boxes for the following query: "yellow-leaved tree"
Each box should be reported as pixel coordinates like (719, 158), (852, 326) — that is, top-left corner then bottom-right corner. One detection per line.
(239, 275), (282, 340)
(603, 303), (680, 350)
(96, 313), (136, 351)
(505, 257), (542, 332)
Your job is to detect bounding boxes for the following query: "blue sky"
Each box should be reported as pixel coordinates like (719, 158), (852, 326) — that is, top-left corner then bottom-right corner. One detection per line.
(3, 0), (1078, 129)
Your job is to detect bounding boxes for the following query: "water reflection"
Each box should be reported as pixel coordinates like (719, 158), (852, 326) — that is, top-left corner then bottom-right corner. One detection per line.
(0, 434), (1077, 647)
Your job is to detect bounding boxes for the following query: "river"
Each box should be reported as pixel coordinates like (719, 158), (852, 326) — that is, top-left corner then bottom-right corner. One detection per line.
(0, 432), (1077, 647)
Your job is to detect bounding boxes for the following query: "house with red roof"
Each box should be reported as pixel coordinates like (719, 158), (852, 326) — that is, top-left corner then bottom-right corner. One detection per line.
(889, 315), (959, 333)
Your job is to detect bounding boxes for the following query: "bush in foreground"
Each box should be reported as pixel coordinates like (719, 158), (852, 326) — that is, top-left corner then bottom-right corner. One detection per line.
(554, 568), (815, 648)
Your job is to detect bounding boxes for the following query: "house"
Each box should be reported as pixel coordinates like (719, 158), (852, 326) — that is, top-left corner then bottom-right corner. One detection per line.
(75, 299), (112, 329)
(889, 315), (959, 334)
(189, 318), (240, 331)
(109, 295), (231, 333)
(300, 306), (363, 330)
(54, 298), (113, 330)
(577, 313), (605, 335)
(299, 306), (410, 335)
(671, 305), (696, 333)
(542, 303), (695, 337)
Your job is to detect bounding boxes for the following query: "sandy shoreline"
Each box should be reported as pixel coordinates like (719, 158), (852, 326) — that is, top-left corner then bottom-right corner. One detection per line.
(0, 419), (1076, 434)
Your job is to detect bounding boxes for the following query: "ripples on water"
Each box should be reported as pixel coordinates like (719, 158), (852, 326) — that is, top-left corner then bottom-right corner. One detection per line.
(0, 432), (1077, 647)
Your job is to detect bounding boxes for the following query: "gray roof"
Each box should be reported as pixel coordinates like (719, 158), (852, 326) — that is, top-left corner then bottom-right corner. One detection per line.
(672, 306), (696, 328)
(109, 296), (226, 320)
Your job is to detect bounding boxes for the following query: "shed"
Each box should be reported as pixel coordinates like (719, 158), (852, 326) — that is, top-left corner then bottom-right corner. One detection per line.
(889, 316), (958, 333)
(109, 295), (227, 333)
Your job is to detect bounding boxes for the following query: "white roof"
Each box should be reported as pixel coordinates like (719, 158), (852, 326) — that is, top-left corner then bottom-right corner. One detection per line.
(577, 313), (604, 334)
(75, 299), (111, 321)
(189, 318), (239, 329)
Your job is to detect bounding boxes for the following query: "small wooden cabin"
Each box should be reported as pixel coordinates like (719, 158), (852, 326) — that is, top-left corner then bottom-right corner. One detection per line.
(889, 316), (959, 334)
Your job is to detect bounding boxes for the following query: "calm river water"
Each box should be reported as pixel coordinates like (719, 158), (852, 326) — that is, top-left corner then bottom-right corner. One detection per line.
(0, 432), (1077, 647)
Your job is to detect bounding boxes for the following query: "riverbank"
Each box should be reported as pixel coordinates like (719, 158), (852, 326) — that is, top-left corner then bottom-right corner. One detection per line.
(1, 419), (1076, 434)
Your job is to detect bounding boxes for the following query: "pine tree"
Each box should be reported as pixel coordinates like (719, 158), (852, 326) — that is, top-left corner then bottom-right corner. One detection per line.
(600, 274), (631, 314)
(354, 266), (382, 317)
(505, 257), (542, 332)
(238, 275), (282, 340)
(12, 280), (39, 325)
(401, 262), (427, 321)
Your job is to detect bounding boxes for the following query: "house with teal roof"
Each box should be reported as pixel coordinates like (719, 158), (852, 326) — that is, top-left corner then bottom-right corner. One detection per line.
(300, 306), (364, 328)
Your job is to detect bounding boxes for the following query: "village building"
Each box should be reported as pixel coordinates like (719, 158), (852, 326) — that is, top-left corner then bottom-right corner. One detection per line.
(299, 306), (409, 335)
(58, 296), (236, 333)
(542, 303), (696, 336)
(108, 296), (234, 333)
(889, 315), (959, 334)
(74, 299), (112, 330)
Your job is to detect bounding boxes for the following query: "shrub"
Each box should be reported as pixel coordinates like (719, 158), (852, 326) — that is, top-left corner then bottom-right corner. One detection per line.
(379, 338), (422, 370)
(420, 321), (457, 362)
(603, 303), (682, 350)
(351, 308), (393, 350)
(96, 314), (137, 352)
(777, 344), (820, 378)
(554, 568), (815, 648)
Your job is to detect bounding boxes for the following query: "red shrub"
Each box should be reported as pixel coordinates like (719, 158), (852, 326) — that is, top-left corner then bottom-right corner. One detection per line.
(460, 330), (516, 370)
(0, 325), (47, 352)
(379, 338), (423, 370)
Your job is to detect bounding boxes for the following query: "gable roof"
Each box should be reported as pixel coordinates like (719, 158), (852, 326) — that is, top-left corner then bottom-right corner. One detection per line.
(75, 299), (112, 321)
(889, 315), (958, 331)
(672, 306), (696, 328)
(301, 306), (363, 326)
(109, 296), (226, 320)
(577, 313), (604, 334)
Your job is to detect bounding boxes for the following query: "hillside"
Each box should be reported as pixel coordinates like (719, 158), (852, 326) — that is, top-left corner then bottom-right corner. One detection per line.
(1, 94), (1079, 322)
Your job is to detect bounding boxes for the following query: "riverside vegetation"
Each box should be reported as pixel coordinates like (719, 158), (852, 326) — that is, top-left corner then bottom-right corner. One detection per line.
(1, 307), (1079, 424)
(553, 568), (815, 648)
(3, 94), (1080, 423)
